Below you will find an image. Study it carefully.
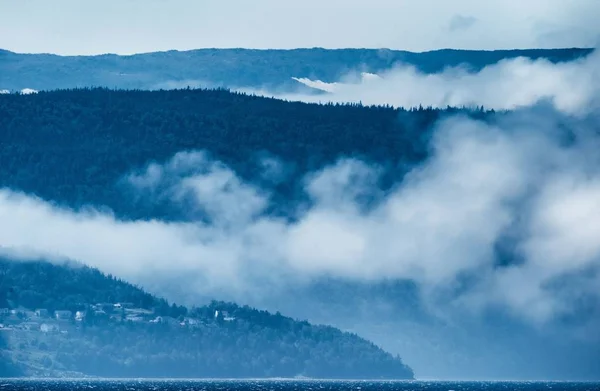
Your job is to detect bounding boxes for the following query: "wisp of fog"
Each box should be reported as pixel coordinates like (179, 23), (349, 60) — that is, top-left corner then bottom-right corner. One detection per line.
(265, 49), (600, 116)
(0, 50), (599, 338)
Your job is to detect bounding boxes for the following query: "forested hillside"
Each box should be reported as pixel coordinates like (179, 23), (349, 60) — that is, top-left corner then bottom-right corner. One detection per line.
(0, 47), (591, 91)
(0, 258), (413, 379)
(0, 88), (491, 220)
(0, 257), (171, 313)
(0, 86), (497, 380)
(0, 88), (492, 379)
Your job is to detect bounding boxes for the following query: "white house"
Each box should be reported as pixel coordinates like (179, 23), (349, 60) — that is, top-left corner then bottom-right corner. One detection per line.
(114, 303), (134, 310)
(40, 323), (60, 333)
(150, 316), (179, 325)
(215, 310), (235, 321)
(55, 310), (72, 320)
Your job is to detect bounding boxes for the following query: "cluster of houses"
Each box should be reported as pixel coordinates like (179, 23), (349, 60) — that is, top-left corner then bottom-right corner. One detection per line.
(0, 307), (69, 333)
(0, 302), (236, 333)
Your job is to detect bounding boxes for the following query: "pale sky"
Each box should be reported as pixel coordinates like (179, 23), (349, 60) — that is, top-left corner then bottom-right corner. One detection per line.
(0, 0), (598, 55)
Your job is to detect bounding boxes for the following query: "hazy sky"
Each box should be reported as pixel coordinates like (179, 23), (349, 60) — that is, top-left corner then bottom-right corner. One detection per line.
(0, 0), (598, 55)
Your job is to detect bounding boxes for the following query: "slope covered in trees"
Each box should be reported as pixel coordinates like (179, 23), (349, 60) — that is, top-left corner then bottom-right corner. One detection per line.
(0, 258), (413, 379)
(0, 74), (595, 381)
(0, 257), (176, 315)
(0, 88), (491, 220)
(0, 47), (591, 91)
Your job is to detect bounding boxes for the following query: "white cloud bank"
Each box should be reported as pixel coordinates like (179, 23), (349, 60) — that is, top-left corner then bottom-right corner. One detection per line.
(275, 49), (600, 116)
(1, 108), (599, 324)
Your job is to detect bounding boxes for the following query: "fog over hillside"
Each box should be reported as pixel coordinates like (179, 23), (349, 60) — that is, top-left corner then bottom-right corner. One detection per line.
(1, 0), (599, 381)
(263, 49), (599, 115)
(1, 47), (599, 378)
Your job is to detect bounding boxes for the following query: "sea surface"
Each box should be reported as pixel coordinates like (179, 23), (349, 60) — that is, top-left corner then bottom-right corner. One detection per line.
(0, 380), (598, 391)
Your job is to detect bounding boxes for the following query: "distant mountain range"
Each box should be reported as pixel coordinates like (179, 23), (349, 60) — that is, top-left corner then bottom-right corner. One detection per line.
(0, 47), (592, 91)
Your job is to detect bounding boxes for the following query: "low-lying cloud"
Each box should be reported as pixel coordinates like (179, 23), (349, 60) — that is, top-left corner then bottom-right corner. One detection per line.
(270, 49), (599, 116)
(1, 107), (599, 326)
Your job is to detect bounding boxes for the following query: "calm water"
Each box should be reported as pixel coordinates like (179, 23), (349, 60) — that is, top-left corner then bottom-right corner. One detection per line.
(0, 380), (598, 391)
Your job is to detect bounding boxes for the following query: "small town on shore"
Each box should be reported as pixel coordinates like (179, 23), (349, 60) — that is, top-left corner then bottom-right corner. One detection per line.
(0, 302), (236, 334)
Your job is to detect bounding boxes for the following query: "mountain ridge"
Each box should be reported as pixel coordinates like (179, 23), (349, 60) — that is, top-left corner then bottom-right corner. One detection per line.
(0, 46), (592, 57)
(0, 47), (592, 91)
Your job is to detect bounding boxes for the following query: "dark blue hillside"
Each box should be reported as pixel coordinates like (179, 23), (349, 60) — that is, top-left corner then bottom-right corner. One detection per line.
(0, 88), (490, 220)
(0, 258), (414, 378)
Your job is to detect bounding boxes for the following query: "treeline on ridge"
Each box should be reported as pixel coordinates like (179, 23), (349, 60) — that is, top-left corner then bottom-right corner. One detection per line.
(0, 87), (493, 221)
